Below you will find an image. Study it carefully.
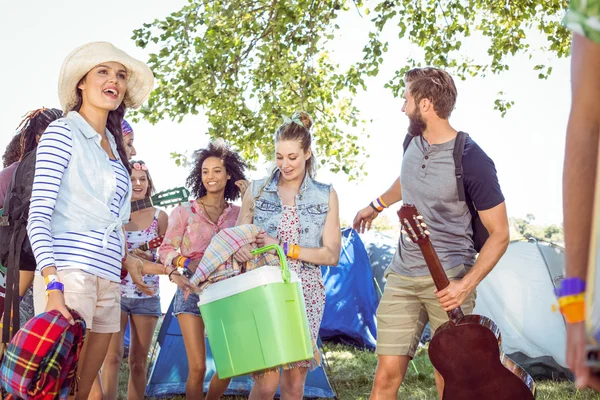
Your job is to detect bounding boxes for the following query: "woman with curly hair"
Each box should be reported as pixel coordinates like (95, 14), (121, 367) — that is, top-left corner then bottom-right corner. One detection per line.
(159, 139), (248, 399)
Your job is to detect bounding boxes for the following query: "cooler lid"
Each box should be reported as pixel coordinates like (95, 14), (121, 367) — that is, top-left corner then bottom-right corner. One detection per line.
(198, 266), (300, 306)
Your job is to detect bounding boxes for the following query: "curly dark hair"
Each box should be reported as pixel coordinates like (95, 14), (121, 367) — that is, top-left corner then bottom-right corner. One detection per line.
(18, 108), (63, 158)
(3, 134), (21, 168)
(186, 140), (247, 201)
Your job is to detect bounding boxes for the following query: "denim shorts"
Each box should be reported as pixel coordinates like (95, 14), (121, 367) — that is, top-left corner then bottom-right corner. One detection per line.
(172, 287), (201, 317)
(121, 296), (162, 317)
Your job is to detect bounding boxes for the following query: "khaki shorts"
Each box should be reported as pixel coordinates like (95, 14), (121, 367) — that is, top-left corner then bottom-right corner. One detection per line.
(33, 269), (121, 333)
(376, 264), (476, 358)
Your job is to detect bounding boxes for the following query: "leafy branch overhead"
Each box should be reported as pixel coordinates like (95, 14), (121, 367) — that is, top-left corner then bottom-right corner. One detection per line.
(132, 0), (570, 176)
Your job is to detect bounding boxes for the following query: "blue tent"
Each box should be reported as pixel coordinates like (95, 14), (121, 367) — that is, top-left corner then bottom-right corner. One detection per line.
(145, 300), (335, 398)
(320, 228), (378, 350)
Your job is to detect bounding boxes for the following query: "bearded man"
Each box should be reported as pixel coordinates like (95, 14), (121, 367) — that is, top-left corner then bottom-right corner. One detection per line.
(353, 67), (510, 399)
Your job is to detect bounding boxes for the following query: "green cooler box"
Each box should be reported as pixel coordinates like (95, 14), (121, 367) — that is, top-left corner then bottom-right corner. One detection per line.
(198, 245), (313, 378)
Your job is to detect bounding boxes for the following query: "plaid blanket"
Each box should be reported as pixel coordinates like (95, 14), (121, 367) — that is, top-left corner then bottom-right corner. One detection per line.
(190, 224), (279, 291)
(0, 308), (86, 399)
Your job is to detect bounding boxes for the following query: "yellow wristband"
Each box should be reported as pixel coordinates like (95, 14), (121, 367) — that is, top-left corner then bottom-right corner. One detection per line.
(560, 301), (585, 324)
(44, 274), (59, 286)
(558, 293), (585, 308)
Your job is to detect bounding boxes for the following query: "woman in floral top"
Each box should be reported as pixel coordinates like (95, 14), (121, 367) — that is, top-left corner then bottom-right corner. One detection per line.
(563, 0), (600, 393)
(159, 140), (248, 399)
(101, 160), (168, 400)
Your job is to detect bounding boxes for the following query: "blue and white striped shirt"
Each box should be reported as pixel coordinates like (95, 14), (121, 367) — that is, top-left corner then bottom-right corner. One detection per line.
(28, 120), (129, 282)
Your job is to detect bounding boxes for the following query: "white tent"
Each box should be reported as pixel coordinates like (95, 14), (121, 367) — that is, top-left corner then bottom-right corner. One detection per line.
(361, 232), (571, 380)
(473, 240), (571, 380)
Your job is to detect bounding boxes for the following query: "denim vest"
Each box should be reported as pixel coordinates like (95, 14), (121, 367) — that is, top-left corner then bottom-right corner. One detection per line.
(252, 171), (331, 268)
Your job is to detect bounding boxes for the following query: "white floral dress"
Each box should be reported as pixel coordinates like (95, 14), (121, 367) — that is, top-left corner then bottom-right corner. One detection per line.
(122, 208), (161, 298)
(277, 205), (325, 370)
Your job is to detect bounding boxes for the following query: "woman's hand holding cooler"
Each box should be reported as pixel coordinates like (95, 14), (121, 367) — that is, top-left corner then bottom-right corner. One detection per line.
(234, 243), (254, 263)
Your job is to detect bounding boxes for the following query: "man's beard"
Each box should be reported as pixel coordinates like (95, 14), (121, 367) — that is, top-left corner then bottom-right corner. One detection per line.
(407, 109), (427, 137)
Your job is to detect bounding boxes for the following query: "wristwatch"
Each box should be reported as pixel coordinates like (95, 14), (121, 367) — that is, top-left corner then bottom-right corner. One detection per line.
(179, 267), (193, 279)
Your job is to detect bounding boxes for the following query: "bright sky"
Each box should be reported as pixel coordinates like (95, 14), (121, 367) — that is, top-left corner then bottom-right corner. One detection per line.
(0, 0), (570, 227)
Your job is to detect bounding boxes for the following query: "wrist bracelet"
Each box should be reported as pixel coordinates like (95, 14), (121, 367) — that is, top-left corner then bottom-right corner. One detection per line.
(168, 269), (180, 282)
(44, 274), (59, 286)
(184, 258), (191, 270)
(177, 256), (188, 268)
(172, 255), (182, 268)
(287, 244), (300, 259)
(369, 202), (381, 213)
(371, 197), (387, 212)
(46, 281), (65, 293)
(555, 277), (586, 298)
(560, 300), (585, 324)
(377, 196), (388, 208)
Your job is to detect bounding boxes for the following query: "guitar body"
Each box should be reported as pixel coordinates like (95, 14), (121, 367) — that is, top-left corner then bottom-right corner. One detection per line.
(429, 315), (536, 400)
(398, 204), (536, 399)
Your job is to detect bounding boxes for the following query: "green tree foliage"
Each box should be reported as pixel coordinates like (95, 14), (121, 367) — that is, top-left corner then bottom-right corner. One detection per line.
(132, 0), (570, 175)
(509, 214), (564, 243)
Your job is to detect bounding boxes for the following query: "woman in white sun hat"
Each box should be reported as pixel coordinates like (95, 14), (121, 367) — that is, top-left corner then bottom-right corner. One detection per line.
(27, 41), (154, 400)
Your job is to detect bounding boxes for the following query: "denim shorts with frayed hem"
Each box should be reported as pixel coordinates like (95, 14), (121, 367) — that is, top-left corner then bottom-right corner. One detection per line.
(121, 296), (161, 317)
(172, 287), (201, 317)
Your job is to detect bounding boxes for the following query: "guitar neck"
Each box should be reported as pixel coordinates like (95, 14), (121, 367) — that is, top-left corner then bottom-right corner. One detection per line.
(131, 197), (153, 213)
(417, 240), (464, 322)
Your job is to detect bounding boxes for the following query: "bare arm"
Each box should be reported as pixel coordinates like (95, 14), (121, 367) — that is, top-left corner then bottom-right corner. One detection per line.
(157, 209), (169, 236)
(236, 184), (254, 225)
(379, 177), (403, 207)
(353, 177), (402, 233)
(436, 202), (509, 311)
(564, 34), (600, 281)
(461, 202), (509, 292)
(563, 33), (600, 392)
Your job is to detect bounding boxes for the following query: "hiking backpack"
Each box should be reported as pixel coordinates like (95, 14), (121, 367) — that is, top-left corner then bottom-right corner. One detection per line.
(0, 149), (38, 342)
(402, 131), (489, 252)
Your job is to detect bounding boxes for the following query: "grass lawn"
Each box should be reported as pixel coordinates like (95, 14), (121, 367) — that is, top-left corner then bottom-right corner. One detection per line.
(120, 341), (600, 400)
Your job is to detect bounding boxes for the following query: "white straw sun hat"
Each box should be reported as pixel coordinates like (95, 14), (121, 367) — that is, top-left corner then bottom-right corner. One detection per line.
(58, 41), (154, 113)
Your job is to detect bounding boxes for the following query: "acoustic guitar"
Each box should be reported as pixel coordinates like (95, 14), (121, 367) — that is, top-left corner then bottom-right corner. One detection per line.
(399, 204), (536, 400)
(121, 186), (189, 279)
(131, 186), (190, 213)
(120, 235), (165, 280)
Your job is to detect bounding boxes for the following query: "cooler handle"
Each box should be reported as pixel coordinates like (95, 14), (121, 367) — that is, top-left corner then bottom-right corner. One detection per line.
(250, 245), (291, 283)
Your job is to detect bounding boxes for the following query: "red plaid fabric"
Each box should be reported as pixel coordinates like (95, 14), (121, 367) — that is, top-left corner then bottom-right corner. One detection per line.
(0, 308), (86, 399)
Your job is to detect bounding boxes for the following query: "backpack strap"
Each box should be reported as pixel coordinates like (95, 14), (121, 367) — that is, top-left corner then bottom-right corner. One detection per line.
(453, 132), (467, 202)
(402, 134), (413, 155)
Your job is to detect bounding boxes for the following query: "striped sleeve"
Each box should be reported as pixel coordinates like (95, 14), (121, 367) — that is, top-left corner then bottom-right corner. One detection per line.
(27, 120), (73, 272)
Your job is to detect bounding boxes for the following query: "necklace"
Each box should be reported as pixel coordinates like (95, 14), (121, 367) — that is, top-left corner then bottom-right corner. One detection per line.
(199, 198), (226, 225)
